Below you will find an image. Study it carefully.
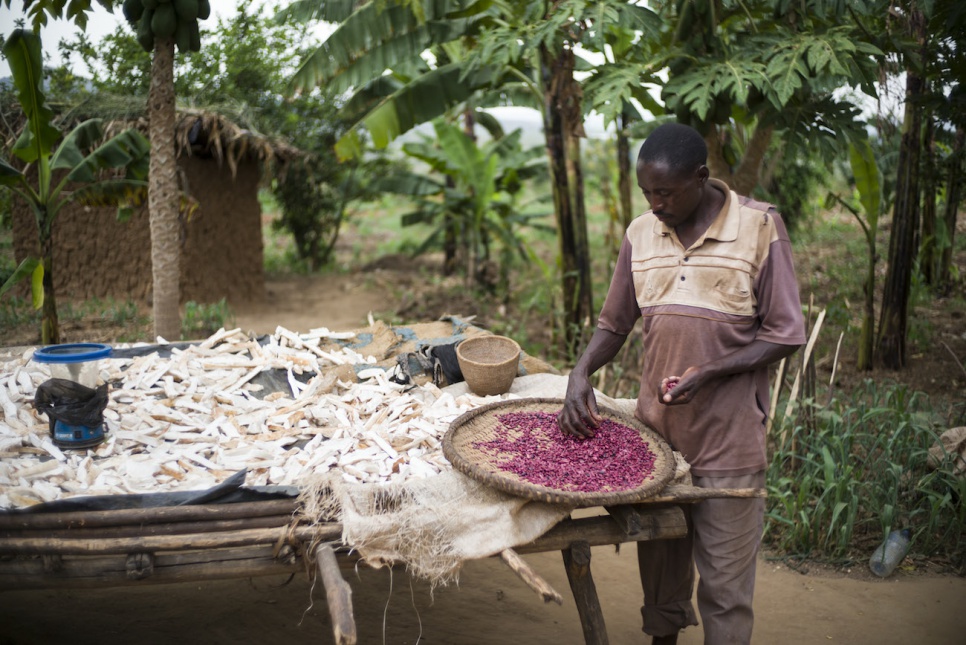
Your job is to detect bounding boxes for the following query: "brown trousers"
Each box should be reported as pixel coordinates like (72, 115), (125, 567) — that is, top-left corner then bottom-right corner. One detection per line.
(637, 471), (766, 644)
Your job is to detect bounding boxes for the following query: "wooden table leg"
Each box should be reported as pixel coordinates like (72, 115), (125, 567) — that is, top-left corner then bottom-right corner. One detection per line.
(562, 540), (608, 645)
(316, 544), (357, 645)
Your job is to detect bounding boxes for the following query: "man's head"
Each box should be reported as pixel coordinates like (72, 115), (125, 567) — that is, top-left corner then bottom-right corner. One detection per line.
(636, 123), (711, 227)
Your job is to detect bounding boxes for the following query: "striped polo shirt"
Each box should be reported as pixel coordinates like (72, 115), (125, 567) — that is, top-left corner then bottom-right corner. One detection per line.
(597, 179), (806, 476)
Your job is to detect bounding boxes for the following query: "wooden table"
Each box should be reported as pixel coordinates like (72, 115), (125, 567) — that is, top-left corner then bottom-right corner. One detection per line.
(0, 484), (763, 644)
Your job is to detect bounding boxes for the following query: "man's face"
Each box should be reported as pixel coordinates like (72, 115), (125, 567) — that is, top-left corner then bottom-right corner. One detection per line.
(637, 160), (707, 228)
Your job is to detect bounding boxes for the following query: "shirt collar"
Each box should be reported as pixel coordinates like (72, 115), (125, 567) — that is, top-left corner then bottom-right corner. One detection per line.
(650, 177), (738, 243)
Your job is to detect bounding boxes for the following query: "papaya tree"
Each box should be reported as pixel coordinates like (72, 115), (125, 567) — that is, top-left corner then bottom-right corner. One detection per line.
(0, 28), (150, 344)
(648, 0), (884, 196)
(121, 0), (209, 341)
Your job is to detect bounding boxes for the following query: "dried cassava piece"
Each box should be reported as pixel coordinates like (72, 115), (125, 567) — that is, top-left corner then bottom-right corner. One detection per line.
(0, 327), (509, 510)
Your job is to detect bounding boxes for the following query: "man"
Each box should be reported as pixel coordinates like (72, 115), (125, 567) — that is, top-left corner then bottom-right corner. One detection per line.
(558, 123), (805, 644)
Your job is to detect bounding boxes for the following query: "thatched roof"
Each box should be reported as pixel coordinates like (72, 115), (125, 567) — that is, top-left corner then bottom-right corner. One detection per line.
(3, 93), (302, 178)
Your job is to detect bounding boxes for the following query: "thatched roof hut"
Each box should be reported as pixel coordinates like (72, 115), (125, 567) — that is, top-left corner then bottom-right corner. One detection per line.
(8, 101), (300, 306)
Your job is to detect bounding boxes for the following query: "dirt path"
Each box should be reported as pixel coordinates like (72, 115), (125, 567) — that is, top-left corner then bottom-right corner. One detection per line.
(3, 546), (964, 644)
(233, 273), (396, 335)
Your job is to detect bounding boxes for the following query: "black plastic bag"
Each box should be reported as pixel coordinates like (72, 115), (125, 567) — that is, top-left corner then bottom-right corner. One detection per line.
(33, 378), (109, 430)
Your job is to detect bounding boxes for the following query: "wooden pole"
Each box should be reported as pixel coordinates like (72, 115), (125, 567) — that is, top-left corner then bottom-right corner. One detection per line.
(562, 540), (608, 645)
(499, 548), (563, 605)
(1, 514), (296, 539)
(0, 524), (340, 556)
(316, 544), (357, 645)
(0, 499), (299, 530)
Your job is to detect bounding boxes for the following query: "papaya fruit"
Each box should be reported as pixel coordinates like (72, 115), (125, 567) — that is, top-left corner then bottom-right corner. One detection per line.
(174, 20), (192, 53)
(173, 0), (199, 22)
(188, 19), (201, 52)
(142, 0), (159, 9)
(137, 10), (155, 51)
(122, 0), (144, 22)
(197, 0), (210, 20)
(151, 3), (177, 38)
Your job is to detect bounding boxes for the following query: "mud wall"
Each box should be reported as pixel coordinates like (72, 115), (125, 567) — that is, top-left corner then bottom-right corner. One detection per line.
(11, 156), (264, 306)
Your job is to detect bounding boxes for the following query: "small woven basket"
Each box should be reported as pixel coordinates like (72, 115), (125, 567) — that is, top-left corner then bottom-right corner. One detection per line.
(456, 335), (521, 396)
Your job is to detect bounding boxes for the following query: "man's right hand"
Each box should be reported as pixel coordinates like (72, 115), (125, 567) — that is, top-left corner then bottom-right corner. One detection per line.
(558, 374), (601, 439)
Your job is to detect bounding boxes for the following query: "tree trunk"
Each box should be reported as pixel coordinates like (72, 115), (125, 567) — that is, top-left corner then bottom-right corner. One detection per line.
(540, 44), (592, 356)
(877, 13), (926, 370)
(732, 124), (775, 196)
(937, 128), (963, 292)
(704, 123), (775, 196)
(148, 37), (181, 342)
(617, 110), (633, 230)
(919, 115), (937, 285)
(857, 228), (876, 371)
(40, 220), (59, 345)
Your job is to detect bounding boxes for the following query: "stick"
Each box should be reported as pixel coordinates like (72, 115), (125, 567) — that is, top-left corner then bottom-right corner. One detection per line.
(766, 357), (788, 436)
(316, 543), (357, 645)
(781, 308), (826, 450)
(942, 341), (966, 379)
(499, 548), (564, 605)
(633, 486), (766, 504)
(826, 331), (845, 406)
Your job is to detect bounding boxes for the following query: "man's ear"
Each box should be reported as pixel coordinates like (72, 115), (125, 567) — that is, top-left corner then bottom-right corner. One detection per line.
(696, 165), (710, 184)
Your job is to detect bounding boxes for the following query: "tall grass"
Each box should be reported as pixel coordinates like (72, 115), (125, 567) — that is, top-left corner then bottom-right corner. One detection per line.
(766, 379), (966, 572)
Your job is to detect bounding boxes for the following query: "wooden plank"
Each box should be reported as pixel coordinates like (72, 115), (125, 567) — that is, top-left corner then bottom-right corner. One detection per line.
(514, 507), (686, 555)
(316, 544), (357, 645)
(562, 540), (608, 645)
(603, 505), (646, 536)
(0, 514), (296, 539)
(0, 509), (687, 591)
(0, 524), (341, 556)
(0, 499), (300, 530)
(0, 545), (302, 590)
(499, 548), (563, 605)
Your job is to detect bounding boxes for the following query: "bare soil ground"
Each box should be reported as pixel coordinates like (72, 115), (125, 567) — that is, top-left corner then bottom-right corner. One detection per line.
(2, 536), (964, 644)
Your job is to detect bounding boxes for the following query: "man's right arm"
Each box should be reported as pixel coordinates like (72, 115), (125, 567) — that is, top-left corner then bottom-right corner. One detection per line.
(557, 328), (628, 438)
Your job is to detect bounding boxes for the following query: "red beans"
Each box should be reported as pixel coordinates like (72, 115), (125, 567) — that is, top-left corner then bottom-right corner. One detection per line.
(472, 411), (657, 492)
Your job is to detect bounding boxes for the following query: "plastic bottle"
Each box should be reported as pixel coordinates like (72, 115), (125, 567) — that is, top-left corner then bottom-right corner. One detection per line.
(869, 528), (912, 577)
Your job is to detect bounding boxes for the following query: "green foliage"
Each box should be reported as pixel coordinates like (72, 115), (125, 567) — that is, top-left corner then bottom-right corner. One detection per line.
(181, 298), (232, 340)
(374, 120), (549, 293)
(0, 0), (113, 33)
(766, 380), (966, 571)
(0, 29), (150, 344)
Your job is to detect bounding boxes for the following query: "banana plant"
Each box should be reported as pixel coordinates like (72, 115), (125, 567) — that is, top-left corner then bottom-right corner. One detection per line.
(374, 120), (549, 292)
(0, 29), (150, 344)
(825, 138), (883, 371)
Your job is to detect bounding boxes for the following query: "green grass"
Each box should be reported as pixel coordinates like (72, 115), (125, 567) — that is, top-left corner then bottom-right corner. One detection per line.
(181, 299), (234, 340)
(766, 380), (966, 572)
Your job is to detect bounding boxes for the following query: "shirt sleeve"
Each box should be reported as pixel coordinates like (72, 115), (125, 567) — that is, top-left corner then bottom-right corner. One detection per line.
(597, 235), (642, 335)
(754, 213), (807, 346)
